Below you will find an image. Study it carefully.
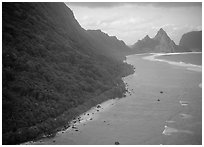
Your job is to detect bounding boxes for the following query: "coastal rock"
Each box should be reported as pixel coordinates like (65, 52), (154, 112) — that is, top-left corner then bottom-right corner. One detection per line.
(97, 105), (101, 108)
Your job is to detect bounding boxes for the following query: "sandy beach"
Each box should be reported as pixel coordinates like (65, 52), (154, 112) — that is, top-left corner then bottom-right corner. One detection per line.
(25, 53), (202, 145)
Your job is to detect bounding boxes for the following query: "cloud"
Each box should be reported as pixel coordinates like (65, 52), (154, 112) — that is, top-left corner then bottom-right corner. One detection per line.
(152, 24), (176, 30)
(66, 2), (201, 9)
(67, 1), (201, 45)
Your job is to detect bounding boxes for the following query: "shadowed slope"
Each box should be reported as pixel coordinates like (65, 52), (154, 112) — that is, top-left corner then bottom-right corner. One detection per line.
(2, 2), (133, 144)
(179, 31), (202, 52)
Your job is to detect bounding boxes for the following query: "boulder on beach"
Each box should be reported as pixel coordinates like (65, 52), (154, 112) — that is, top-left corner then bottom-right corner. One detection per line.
(72, 126), (77, 129)
(115, 141), (120, 145)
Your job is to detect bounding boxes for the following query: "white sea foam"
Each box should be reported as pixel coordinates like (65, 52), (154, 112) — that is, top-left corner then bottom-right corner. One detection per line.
(143, 53), (202, 72)
(162, 125), (193, 136)
(199, 83), (202, 88)
(162, 126), (178, 135)
(187, 67), (202, 72)
(179, 101), (189, 106)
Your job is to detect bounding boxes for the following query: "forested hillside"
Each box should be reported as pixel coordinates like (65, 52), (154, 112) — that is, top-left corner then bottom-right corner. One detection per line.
(2, 3), (133, 144)
(86, 29), (132, 60)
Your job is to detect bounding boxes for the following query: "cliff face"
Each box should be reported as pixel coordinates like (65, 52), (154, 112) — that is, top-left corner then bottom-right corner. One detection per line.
(132, 28), (178, 53)
(2, 2), (133, 144)
(179, 31), (202, 52)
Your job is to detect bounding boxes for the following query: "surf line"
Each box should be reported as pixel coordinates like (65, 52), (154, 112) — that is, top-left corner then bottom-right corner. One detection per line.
(143, 53), (202, 72)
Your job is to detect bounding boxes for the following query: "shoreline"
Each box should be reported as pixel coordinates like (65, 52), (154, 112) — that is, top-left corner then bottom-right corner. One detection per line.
(23, 98), (120, 145)
(21, 88), (130, 145)
(24, 52), (201, 145)
(21, 59), (134, 145)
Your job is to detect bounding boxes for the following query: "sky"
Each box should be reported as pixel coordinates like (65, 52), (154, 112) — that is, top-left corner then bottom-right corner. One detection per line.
(66, 2), (202, 45)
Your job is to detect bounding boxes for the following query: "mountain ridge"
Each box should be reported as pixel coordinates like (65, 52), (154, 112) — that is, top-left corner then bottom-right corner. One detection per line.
(131, 28), (196, 53)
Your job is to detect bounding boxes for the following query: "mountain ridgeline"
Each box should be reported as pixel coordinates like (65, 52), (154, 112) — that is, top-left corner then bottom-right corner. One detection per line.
(2, 3), (133, 144)
(132, 28), (177, 53)
(132, 28), (202, 53)
(87, 29), (131, 60)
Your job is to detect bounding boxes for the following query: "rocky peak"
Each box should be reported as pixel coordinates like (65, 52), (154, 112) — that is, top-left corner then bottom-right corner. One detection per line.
(154, 28), (168, 41)
(132, 28), (177, 53)
(158, 28), (166, 34)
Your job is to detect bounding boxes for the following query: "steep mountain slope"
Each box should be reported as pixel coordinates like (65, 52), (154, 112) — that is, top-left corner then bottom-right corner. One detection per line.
(132, 28), (178, 53)
(2, 2), (133, 144)
(153, 28), (177, 52)
(86, 29), (132, 60)
(179, 31), (202, 52)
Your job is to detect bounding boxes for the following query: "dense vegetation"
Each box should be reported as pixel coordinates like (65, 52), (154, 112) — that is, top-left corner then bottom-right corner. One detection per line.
(86, 29), (131, 60)
(2, 3), (133, 144)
